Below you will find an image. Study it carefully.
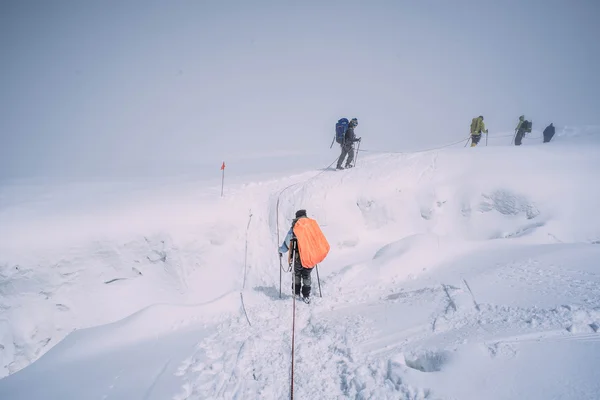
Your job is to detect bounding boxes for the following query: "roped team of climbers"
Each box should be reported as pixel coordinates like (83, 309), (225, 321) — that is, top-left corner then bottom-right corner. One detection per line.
(334, 115), (557, 161)
(278, 115), (559, 302)
(469, 115), (556, 147)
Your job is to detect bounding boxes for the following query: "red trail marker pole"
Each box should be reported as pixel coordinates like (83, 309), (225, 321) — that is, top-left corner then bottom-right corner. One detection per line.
(220, 161), (226, 197)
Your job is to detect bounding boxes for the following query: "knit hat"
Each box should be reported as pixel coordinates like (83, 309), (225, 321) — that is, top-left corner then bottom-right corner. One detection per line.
(295, 209), (307, 218)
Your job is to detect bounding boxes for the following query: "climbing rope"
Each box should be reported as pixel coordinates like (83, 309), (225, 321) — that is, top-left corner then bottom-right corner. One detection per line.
(242, 209), (253, 291)
(275, 156), (336, 381)
(289, 242), (298, 400)
(290, 274), (297, 400)
(276, 156), (339, 299)
(272, 132), (533, 397)
(359, 136), (471, 155)
(273, 158), (337, 399)
(240, 209), (253, 326)
(225, 129), (545, 396)
(358, 132), (540, 154)
(275, 156), (339, 266)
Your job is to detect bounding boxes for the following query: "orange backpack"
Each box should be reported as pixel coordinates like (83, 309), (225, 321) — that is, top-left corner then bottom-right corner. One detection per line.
(292, 217), (330, 268)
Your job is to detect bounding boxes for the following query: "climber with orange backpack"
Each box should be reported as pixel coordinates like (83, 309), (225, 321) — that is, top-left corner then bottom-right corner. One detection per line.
(278, 209), (330, 303)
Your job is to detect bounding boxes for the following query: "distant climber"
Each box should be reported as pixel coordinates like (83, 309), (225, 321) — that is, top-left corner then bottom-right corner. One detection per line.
(469, 116), (488, 147)
(543, 123), (555, 143)
(336, 118), (361, 170)
(514, 115), (532, 146)
(278, 209), (330, 303)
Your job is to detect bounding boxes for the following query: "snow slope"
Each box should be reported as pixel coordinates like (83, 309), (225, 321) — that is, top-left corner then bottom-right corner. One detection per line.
(1, 130), (600, 399)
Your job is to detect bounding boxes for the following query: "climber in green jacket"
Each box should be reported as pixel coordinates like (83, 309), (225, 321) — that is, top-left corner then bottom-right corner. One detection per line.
(470, 116), (488, 147)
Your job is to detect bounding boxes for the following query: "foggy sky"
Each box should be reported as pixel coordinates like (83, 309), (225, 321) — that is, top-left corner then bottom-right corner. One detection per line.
(1, 0), (599, 181)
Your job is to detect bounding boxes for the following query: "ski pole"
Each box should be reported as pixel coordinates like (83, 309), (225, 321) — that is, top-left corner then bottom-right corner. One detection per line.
(464, 137), (471, 147)
(315, 264), (322, 298)
(486, 132), (488, 146)
(279, 253), (283, 298)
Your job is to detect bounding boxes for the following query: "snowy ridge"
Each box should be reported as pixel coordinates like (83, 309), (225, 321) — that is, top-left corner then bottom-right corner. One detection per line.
(1, 130), (600, 399)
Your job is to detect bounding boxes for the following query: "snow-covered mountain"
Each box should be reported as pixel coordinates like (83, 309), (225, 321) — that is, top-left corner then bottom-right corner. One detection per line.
(1, 130), (599, 399)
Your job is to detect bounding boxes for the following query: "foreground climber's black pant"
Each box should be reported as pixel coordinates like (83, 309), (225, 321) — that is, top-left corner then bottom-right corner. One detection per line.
(293, 257), (313, 298)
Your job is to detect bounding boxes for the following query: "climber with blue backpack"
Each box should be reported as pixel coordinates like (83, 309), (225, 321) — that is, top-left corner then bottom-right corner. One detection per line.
(333, 117), (361, 170)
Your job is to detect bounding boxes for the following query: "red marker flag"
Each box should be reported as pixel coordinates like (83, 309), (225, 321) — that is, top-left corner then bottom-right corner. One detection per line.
(220, 161), (225, 196)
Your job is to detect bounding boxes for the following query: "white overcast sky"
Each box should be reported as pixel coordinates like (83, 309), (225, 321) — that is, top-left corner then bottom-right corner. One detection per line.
(1, 0), (599, 181)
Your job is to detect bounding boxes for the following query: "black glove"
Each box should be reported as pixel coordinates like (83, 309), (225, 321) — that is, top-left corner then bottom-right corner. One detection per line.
(278, 252), (282, 258)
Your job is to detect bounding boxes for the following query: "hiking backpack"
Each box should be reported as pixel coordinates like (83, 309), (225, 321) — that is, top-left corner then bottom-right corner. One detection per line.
(335, 118), (349, 144)
(292, 217), (330, 268)
(523, 120), (532, 133)
(470, 118), (479, 134)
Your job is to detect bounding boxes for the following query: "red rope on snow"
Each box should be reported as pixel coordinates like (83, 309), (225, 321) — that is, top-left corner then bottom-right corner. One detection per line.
(290, 284), (296, 400)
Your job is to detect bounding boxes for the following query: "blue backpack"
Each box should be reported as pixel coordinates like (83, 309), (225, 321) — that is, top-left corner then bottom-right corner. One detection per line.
(335, 118), (349, 144)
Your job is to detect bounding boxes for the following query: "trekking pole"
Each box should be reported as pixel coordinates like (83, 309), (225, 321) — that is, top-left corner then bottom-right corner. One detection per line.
(486, 132), (488, 146)
(291, 261), (295, 296)
(279, 254), (282, 298)
(464, 137), (471, 147)
(315, 264), (322, 298)
(289, 239), (296, 296)
(354, 139), (361, 168)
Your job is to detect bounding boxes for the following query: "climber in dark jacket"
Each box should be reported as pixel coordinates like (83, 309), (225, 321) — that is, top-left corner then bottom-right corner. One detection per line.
(336, 118), (361, 170)
(514, 115), (532, 146)
(543, 123), (555, 143)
